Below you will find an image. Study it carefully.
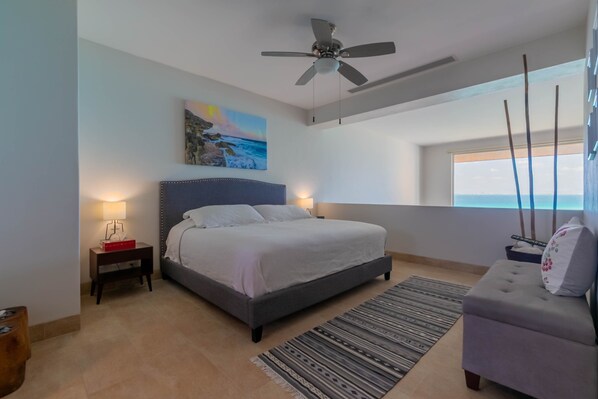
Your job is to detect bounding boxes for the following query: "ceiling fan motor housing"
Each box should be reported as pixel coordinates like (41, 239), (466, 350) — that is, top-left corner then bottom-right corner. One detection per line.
(311, 39), (343, 58)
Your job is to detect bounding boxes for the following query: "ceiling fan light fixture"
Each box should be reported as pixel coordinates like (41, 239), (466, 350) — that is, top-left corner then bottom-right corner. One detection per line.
(314, 58), (339, 75)
(261, 18), (395, 86)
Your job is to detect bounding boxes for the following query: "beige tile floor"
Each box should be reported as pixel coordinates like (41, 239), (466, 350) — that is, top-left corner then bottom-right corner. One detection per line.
(9, 260), (529, 399)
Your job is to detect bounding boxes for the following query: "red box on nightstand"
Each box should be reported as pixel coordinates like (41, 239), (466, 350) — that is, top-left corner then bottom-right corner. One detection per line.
(100, 239), (136, 252)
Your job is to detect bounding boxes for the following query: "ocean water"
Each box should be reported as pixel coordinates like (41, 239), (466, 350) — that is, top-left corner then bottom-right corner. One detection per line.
(219, 135), (267, 170)
(454, 194), (583, 210)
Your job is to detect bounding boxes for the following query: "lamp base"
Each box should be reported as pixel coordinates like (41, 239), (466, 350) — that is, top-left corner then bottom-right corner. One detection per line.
(104, 220), (125, 242)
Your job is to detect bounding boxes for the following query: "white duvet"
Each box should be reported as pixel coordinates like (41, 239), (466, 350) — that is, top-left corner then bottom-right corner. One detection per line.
(165, 218), (386, 298)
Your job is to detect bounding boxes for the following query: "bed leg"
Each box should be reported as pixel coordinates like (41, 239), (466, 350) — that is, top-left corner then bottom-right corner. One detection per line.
(384, 271), (391, 281)
(464, 370), (481, 390)
(251, 326), (263, 343)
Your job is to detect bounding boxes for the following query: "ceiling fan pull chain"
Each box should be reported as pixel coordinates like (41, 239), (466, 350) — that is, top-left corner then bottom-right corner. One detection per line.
(338, 72), (342, 125)
(313, 72), (316, 123)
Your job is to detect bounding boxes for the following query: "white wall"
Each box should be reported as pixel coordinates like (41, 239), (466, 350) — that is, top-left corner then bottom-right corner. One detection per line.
(0, 1), (80, 325)
(79, 41), (424, 283)
(421, 127), (584, 206)
(305, 125), (421, 205)
(319, 203), (581, 267)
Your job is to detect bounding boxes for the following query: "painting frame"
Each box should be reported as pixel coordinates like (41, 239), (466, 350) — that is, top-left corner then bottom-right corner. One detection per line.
(184, 100), (268, 170)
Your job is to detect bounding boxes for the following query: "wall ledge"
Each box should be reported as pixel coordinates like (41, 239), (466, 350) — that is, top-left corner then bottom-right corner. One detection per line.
(388, 251), (488, 276)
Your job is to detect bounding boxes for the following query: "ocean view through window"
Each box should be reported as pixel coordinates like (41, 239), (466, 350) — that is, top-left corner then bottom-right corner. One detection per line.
(453, 142), (583, 210)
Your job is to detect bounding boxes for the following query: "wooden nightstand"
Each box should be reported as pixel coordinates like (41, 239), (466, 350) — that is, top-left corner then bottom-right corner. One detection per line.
(89, 242), (153, 304)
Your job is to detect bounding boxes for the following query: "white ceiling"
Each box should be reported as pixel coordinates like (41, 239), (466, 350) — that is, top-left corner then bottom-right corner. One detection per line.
(78, 0), (588, 110)
(346, 72), (584, 146)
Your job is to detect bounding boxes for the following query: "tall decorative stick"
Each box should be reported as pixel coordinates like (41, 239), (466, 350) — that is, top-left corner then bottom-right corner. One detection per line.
(504, 100), (526, 237)
(552, 85), (559, 234)
(523, 54), (536, 239)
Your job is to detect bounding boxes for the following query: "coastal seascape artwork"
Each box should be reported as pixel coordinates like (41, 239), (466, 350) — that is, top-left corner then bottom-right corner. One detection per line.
(185, 100), (267, 170)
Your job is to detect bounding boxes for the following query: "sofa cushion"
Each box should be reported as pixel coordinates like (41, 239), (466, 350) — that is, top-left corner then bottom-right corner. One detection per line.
(541, 217), (597, 296)
(463, 259), (596, 346)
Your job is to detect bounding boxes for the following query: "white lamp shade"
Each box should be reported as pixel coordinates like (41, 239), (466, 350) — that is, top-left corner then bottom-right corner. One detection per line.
(296, 197), (314, 210)
(103, 201), (126, 220)
(314, 58), (339, 75)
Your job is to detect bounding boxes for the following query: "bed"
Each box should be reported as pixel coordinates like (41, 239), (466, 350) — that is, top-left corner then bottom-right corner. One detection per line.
(159, 178), (392, 342)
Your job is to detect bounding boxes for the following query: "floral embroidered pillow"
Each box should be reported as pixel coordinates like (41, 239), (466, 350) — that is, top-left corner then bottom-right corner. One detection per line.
(541, 217), (597, 296)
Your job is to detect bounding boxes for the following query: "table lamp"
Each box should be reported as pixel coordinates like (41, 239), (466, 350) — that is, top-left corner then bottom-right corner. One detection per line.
(103, 201), (126, 241)
(296, 197), (314, 214)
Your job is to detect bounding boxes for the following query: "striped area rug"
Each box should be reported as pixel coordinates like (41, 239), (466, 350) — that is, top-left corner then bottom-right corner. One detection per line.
(251, 275), (470, 399)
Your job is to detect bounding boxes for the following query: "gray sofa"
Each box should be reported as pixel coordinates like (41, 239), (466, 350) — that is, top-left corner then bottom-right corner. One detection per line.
(462, 259), (598, 399)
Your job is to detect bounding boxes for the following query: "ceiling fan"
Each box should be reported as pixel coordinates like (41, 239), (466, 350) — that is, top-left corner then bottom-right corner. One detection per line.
(261, 18), (396, 86)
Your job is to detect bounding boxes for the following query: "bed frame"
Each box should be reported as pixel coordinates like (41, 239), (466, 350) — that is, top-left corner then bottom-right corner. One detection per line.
(159, 178), (392, 342)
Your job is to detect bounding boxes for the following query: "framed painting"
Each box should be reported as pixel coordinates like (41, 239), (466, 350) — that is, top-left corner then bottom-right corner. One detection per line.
(184, 100), (267, 170)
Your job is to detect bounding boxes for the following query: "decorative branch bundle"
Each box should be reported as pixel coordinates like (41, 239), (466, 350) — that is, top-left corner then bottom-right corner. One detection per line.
(523, 54), (536, 240)
(503, 99), (526, 237)
(552, 85), (559, 234)
(504, 55), (560, 244)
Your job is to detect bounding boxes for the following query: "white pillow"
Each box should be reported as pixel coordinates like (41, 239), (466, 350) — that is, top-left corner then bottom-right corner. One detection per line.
(541, 217), (597, 296)
(183, 204), (265, 228)
(253, 204), (311, 222)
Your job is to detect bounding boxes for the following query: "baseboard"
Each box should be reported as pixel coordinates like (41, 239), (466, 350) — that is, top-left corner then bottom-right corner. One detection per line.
(29, 314), (80, 343)
(387, 251), (488, 276)
(80, 281), (92, 295)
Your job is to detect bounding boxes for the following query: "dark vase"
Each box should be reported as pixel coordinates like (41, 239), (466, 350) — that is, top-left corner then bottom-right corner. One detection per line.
(505, 245), (542, 264)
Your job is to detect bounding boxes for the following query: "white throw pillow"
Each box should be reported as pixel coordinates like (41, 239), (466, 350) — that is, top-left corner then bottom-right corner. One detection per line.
(183, 204), (265, 228)
(253, 204), (311, 222)
(541, 217), (597, 296)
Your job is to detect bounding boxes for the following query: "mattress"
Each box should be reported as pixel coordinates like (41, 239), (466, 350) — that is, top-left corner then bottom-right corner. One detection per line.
(165, 218), (386, 298)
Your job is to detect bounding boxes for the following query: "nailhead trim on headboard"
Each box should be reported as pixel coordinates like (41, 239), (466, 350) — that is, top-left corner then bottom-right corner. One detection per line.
(159, 182), (167, 257)
(159, 178), (287, 257)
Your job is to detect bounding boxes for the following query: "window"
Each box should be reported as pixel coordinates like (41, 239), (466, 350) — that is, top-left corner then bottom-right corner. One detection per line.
(453, 142), (583, 210)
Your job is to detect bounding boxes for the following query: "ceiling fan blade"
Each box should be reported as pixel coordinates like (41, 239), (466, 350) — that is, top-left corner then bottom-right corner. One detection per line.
(338, 61), (368, 86)
(311, 18), (333, 47)
(261, 51), (316, 57)
(295, 65), (316, 85)
(340, 42), (396, 58)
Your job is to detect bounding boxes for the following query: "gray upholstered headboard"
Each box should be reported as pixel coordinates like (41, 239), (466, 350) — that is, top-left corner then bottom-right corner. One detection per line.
(159, 178), (286, 256)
